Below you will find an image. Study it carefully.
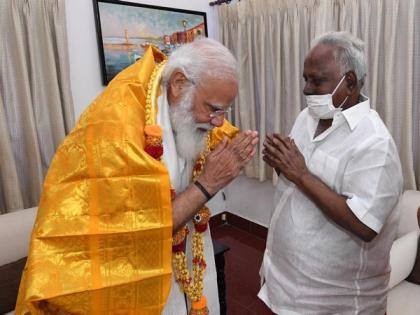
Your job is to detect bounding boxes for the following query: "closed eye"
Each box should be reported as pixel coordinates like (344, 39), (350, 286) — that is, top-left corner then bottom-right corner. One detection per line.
(205, 102), (223, 113)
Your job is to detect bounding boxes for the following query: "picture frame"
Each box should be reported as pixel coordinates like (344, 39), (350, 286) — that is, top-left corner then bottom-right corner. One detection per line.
(92, 0), (208, 85)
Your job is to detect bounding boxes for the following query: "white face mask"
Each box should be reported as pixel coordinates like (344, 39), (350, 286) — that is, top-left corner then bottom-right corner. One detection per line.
(306, 75), (349, 119)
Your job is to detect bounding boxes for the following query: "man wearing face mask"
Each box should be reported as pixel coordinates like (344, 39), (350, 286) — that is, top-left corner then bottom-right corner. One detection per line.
(260, 31), (402, 314)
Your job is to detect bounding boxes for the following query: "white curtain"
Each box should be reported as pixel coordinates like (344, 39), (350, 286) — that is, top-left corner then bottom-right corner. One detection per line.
(413, 1), (420, 189)
(0, 0), (75, 213)
(219, 0), (419, 190)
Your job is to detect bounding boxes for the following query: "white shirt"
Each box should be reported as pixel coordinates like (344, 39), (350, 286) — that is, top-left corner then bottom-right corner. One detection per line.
(157, 88), (220, 315)
(258, 97), (403, 315)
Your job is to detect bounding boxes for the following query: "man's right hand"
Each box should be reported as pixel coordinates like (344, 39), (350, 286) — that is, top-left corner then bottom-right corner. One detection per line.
(197, 130), (258, 195)
(172, 130), (258, 232)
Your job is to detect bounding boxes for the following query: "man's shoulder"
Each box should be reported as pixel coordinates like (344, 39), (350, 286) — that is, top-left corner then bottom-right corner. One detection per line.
(355, 109), (393, 140)
(351, 111), (399, 159)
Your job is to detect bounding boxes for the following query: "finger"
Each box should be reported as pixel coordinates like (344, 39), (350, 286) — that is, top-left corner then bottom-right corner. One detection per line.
(230, 133), (254, 155)
(264, 134), (280, 148)
(262, 141), (275, 154)
(265, 134), (274, 145)
(273, 134), (292, 150)
(244, 130), (258, 137)
(262, 152), (273, 163)
(236, 143), (259, 166)
(263, 149), (279, 161)
(210, 137), (228, 157)
(265, 138), (286, 157)
(271, 136), (290, 156)
(263, 150), (279, 165)
(273, 133), (291, 149)
(232, 131), (251, 146)
(251, 136), (259, 146)
(233, 140), (255, 162)
(262, 155), (274, 167)
(266, 133), (288, 151)
(238, 132), (254, 147)
(240, 142), (256, 160)
(263, 148), (280, 161)
(243, 134), (259, 152)
(243, 148), (257, 164)
(263, 143), (282, 161)
(249, 130), (259, 141)
(263, 154), (280, 168)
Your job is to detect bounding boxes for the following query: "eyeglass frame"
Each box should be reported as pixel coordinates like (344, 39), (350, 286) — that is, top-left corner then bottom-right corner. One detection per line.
(208, 105), (232, 118)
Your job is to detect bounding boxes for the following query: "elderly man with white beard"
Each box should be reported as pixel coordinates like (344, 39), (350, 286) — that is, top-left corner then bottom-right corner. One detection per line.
(159, 39), (259, 315)
(16, 38), (258, 315)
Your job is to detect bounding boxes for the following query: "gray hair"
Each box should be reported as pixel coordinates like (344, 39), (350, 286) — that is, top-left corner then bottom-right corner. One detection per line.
(311, 31), (367, 88)
(161, 38), (238, 88)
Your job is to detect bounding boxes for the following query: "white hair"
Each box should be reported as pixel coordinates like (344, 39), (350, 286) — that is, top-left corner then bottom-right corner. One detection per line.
(161, 38), (238, 88)
(311, 31), (367, 88)
(168, 85), (212, 160)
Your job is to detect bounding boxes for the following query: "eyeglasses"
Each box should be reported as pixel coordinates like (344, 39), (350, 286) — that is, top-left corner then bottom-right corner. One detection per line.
(184, 75), (232, 118)
(209, 106), (231, 118)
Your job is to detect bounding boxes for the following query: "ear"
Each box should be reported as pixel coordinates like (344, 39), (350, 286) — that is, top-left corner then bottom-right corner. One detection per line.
(345, 71), (358, 93)
(168, 70), (189, 99)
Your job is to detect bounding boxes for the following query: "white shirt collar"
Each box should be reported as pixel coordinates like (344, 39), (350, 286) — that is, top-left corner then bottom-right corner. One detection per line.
(309, 94), (371, 142)
(341, 94), (370, 131)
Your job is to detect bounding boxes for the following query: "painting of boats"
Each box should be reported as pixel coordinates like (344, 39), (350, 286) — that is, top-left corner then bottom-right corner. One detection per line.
(93, 0), (207, 84)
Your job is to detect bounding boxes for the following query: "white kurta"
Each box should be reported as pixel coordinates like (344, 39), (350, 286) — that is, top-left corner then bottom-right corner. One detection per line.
(157, 88), (220, 315)
(259, 97), (403, 314)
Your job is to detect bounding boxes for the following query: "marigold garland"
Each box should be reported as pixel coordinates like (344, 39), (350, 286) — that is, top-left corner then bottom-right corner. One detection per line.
(145, 61), (210, 315)
(171, 143), (211, 315)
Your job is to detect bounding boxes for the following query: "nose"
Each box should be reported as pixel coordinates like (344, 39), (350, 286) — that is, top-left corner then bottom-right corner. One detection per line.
(211, 115), (224, 127)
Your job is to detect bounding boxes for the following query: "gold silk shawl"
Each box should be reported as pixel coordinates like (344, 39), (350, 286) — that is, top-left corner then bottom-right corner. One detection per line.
(15, 46), (238, 315)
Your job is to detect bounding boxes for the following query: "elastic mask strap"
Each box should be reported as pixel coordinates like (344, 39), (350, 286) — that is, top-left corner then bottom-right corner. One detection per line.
(338, 96), (349, 109)
(332, 75), (347, 95)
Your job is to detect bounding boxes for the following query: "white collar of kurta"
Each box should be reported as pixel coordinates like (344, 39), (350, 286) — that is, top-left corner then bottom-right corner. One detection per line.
(341, 94), (370, 130)
(156, 86), (186, 192)
(311, 94), (370, 142)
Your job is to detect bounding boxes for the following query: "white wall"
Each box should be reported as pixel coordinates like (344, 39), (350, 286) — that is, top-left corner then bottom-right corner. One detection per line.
(226, 176), (274, 227)
(65, 0), (219, 119)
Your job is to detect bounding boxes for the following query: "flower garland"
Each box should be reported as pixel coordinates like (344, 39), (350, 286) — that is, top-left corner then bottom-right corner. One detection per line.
(144, 61), (210, 315)
(171, 144), (211, 315)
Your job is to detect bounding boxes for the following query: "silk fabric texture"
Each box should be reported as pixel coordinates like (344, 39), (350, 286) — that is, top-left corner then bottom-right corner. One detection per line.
(16, 46), (238, 314)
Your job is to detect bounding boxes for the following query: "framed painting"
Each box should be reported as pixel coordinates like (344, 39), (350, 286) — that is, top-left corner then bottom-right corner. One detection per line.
(93, 0), (208, 84)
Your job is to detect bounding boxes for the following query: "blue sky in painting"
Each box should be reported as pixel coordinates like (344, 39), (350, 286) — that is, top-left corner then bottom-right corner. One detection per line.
(99, 2), (205, 38)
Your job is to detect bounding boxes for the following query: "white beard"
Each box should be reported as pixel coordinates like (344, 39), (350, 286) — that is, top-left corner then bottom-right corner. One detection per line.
(169, 87), (213, 160)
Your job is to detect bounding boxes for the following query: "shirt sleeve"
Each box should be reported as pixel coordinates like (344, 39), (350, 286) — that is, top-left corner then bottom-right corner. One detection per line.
(342, 136), (403, 234)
